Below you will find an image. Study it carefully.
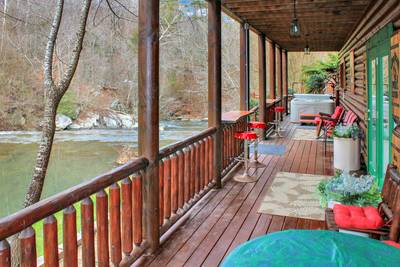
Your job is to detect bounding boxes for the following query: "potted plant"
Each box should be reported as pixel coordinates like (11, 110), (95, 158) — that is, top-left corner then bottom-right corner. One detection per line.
(316, 171), (381, 209)
(333, 124), (361, 171)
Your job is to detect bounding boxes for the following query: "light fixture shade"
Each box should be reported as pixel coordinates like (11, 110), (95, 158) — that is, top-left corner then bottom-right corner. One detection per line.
(290, 18), (301, 37)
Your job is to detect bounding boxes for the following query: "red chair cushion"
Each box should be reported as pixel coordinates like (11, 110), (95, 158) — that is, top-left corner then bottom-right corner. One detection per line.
(332, 106), (344, 120)
(383, 241), (400, 249)
(248, 121), (267, 129)
(314, 116), (322, 124)
(274, 106), (285, 113)
(234, 131), (257, 140)
(333, 204), (384, 229)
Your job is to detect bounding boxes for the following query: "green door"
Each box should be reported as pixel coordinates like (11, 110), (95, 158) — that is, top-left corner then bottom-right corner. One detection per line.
(367, 24), (393, 188)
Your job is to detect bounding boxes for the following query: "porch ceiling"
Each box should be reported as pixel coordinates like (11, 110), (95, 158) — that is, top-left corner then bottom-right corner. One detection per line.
(221, 0), (373, 51)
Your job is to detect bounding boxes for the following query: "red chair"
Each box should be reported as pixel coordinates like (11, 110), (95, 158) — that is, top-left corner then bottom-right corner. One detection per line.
(248, 121), (267, 168)
(234, 131), (258, 183)
(269, 106), (285, 137)
(315, 106), (345, 138)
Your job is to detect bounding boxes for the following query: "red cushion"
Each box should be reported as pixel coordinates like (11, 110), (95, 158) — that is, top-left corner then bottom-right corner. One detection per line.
(333, 204), (384, 229)
(274, 106), (285, 113)
(383, 241), (400, 249)
(314, 117), (322, 124)
(332, 106), (344, 119)
(234, 131), (257, 140)
(248, 121), (267, 129)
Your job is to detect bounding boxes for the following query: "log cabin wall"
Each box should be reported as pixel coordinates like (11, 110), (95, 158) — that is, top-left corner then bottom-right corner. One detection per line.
(338, 0), (400, 165)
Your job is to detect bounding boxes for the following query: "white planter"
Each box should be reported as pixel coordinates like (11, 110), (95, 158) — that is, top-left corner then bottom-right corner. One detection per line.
(333, 137), (360, 171)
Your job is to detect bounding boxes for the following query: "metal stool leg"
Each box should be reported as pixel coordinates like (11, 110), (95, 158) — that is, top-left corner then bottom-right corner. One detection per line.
(249, 128), (267, 168)
(234, 140), (258, 183)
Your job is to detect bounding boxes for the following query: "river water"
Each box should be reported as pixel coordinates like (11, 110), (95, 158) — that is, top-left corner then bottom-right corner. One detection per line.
(0, 121), (207, 218)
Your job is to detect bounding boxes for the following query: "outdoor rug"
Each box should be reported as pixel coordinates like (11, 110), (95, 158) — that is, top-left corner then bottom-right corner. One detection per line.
(293, 128), (332, 142)
(250, 143), (286, 156)
(258, 172), (331, 221)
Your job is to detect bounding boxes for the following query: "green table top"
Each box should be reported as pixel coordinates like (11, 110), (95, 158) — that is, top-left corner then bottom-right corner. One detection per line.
(221, 230), (400, 267)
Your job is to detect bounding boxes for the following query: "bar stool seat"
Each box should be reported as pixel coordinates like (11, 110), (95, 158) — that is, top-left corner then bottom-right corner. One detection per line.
(248, 121), (267, 129)
(275, 106), (285, 113)
(234, 131), (259, 183)
(234, 131), (258, 140)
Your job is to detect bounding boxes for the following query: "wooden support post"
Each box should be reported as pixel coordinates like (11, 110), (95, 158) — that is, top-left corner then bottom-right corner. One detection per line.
(268, 41), (276, 99)
(258, 34), (267, 139)
(208, 0), (222, 188)
(283, 50), (289, 114)
(138, 0), (160, 252)
(277, 46), (283, 102)
(240, 23), (250, 111)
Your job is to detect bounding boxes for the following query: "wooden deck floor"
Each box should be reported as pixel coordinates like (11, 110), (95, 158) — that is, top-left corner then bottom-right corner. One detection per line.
(140, 119), (334, 267)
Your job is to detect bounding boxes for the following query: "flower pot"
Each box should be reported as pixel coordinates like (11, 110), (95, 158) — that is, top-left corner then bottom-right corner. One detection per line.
(333, 137), (360, 171)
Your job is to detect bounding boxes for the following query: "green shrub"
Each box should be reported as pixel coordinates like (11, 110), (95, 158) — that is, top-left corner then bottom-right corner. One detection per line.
(57, 91), (78, 119)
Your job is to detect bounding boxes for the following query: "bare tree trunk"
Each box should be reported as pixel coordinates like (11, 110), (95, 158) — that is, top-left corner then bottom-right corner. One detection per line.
(23, 0), (91, 208)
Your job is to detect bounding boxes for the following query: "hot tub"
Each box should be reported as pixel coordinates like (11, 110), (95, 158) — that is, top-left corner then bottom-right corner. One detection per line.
(290, 94), (334, 123)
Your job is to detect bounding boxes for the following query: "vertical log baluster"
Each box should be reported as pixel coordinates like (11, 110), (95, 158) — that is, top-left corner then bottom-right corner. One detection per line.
(177, 151), (185, 209)
(96, 190), (109, 267)
(204, 138), (209, 186)
(81, 197), (95, 267)
(189, 145), (195, 199)
(63, 206), (78, 267)
(19, 227), (36, 267)
(163, 157), (171, 220)
(43, 215), (59, 267)
(132, 174), (143, 246)
(209, 136), (214, 181)
(0, 240), (10, 267)
(184, 148), (190, 204)
(121, 177), (133, 255)
(195, 142), (201, 194)
(159, 160), (164, 226)
(110, 183), (122, 266)
(200, 140), (205, 190)
(229, 126), (233, 164)
(171, 154), (178, 214)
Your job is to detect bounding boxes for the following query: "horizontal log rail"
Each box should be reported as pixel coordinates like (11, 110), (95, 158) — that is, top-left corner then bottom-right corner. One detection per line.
(0, 158), (149, 267)
(158, 127), (217, 235)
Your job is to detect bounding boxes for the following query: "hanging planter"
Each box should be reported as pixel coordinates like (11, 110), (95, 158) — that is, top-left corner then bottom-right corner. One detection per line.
(333, 124), (361, 171)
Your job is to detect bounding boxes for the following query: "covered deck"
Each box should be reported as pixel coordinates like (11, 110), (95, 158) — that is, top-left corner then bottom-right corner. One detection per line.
(140, 118), (332, 266)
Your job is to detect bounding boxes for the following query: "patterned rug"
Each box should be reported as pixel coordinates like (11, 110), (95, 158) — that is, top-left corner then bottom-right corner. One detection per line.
(250, 143), (286, 156)
(293, 128), (332, 142)
(258, 172), (331, 221)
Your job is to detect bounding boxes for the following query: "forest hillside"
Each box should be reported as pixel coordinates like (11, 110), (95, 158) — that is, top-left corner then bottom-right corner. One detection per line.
(0, 0), (330, 130)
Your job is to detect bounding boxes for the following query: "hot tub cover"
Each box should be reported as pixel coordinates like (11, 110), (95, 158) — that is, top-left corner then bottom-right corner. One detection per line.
(221, 230), (400, 267)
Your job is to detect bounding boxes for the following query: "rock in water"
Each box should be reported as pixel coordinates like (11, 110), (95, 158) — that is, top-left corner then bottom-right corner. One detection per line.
(56, 114), (73, 130)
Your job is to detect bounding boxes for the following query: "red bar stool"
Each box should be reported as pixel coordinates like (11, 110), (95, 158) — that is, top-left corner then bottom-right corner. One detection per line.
(248, 121), (267, 168)
(234, 131), (258, 183)
(270, 106), (285, 137)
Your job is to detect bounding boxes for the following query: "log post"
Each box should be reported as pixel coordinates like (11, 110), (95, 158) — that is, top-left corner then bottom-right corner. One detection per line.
(138, 0), (160, 252)
(239, 23), (250, 111)
(208, 0), (222, 188)
(283, 50), (289, 115)
(277, 46), (283, 102)
(268, 41), (276, 99)
(258, 34), (267, 139)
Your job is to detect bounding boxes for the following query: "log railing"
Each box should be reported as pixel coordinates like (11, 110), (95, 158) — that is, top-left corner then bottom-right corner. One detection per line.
(158, 127), (217, 235)
(0, 158), (149, 267)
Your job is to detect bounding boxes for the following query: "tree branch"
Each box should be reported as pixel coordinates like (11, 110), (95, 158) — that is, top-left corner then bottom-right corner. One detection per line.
(43, 0), (64, 88)
(57, 0), (91, 94)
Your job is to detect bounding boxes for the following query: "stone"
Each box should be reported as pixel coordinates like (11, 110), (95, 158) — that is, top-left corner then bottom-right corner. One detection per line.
(56, 114), (72, 130)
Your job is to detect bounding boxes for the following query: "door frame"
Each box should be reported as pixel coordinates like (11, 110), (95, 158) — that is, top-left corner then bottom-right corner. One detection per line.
(366, 23), (393, 188)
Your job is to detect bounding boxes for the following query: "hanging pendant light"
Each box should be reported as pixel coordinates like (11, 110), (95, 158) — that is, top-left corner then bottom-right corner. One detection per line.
(290, 0), (300, 37)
